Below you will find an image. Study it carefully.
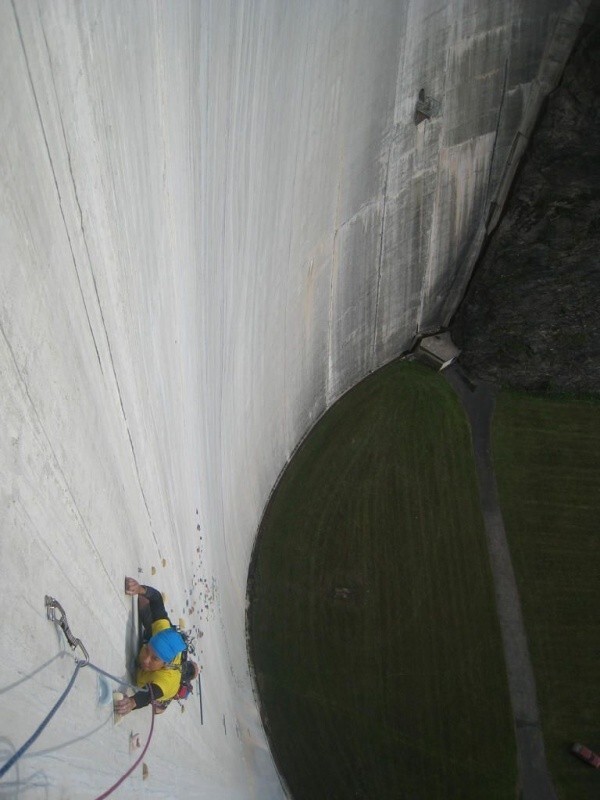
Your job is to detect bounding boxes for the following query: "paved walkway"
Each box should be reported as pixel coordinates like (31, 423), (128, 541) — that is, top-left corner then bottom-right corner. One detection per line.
(444, 364), (557, 800)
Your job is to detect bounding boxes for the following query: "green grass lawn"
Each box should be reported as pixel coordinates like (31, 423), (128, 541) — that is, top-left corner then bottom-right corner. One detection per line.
(493, 392), (600, 800)
(248, 361), (516, 799)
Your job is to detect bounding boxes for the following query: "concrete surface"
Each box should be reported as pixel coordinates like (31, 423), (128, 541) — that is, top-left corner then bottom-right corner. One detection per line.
(0, 1), (588, 797)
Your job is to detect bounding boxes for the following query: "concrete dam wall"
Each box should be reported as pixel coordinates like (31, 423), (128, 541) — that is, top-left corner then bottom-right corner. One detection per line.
(0, 1), (586, 797)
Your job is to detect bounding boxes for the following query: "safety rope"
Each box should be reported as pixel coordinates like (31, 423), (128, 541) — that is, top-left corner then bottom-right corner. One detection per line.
(86, 661), (138, 691)
(0, 661), (83, 778)
(0, 595), (156, 797)
(93, 687), (156, 800)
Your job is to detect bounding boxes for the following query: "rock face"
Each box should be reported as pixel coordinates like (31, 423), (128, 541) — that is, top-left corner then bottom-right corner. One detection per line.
(453, 12), (600, 394)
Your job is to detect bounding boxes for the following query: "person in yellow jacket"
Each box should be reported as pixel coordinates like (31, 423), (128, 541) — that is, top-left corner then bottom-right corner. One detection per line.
(115, 577), (186, 716)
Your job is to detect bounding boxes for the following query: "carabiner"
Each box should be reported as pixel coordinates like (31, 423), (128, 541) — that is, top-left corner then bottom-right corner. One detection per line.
(45, 595), (90, 666)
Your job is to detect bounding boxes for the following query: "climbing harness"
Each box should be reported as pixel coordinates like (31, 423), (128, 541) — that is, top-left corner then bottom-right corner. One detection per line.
(0, 595), (156, 798)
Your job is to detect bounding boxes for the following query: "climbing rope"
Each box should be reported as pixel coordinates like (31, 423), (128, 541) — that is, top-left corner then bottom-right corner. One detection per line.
(0, 595), (156, 797)
(93, 687), (156, 800)
(86, 660), (137, 690)
(0, 660), (83, 779)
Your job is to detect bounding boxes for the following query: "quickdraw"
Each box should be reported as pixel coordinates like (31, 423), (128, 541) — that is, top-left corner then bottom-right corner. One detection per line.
(45, 595), (90, 665)
(1, 595), (156, 798)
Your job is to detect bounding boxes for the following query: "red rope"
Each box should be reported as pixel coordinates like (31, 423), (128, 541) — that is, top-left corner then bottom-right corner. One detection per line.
(93, 692), (156, 800)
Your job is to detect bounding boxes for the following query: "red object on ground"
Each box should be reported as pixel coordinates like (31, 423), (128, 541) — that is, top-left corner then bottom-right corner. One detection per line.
(571, 743), (600, 768)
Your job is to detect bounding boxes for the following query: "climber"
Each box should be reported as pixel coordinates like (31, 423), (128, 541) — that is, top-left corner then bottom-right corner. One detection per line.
(114, 577), (186, 716)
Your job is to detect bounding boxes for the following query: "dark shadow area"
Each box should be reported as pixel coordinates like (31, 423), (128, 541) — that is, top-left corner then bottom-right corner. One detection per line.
(451, 11), (600, 394)
(247, 361), (516, 800)
(492, 391), (600, 800)
(444, 364), (558, 800)
(124, 594), (140, 681)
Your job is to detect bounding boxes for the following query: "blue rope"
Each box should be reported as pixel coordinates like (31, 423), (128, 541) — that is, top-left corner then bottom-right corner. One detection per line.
(0, 661), (139, 779)
(86, 661), (138, 691)
(0, 662), (82, 778)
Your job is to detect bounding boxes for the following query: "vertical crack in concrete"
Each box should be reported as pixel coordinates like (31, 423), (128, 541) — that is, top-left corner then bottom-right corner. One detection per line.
(484, 56), (510, 210)
(371, 132), (394, 366)
(326, 17), (351, 405)
(444, 364), (558, 800)
(282, 35), (309, 452)
(326, 224), (339, 403)
(13, 0), (103, 375)
(16, 2), (161, 556)
(416, 10), (452, 335)
(0, 320), (123, 605)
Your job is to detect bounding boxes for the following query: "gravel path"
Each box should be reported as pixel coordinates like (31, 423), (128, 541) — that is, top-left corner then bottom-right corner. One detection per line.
(444, 363), (557, 800)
